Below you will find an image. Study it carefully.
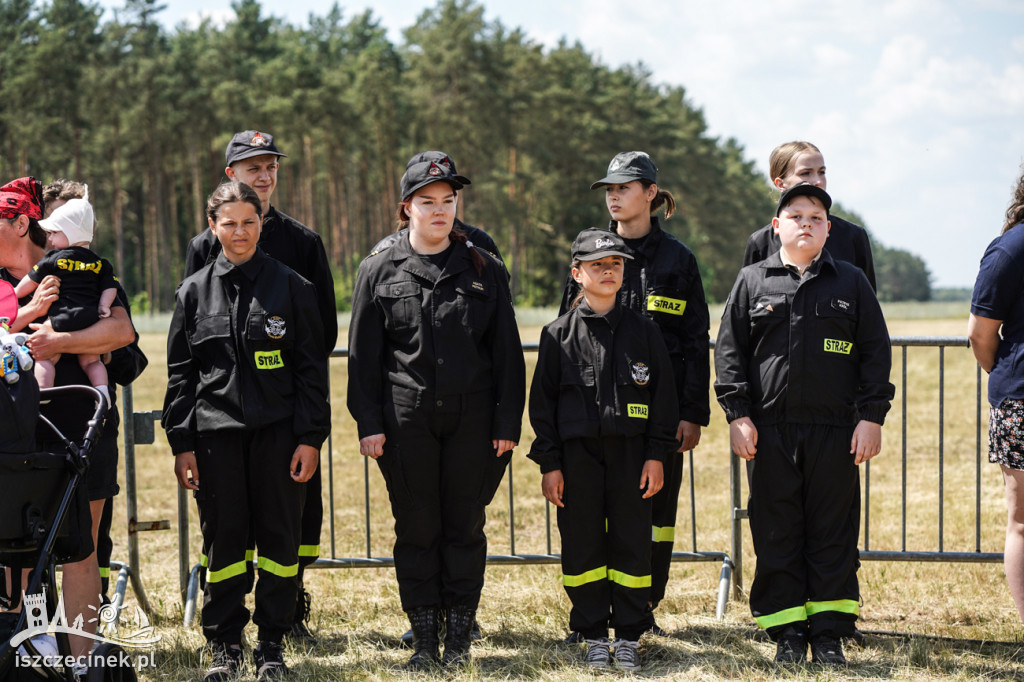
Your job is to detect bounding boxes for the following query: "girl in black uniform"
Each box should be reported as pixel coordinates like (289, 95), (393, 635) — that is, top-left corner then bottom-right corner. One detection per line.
(347, 154), (525, 670)
(743, 141), (876, 290)
(531, 227), (679, 672)
(163, 182), (330, 681)
(560, 151), (710, 636)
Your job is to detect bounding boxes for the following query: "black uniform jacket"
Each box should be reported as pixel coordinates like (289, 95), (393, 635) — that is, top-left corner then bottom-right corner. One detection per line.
(369, 218), (503, 263)
(185, 205), (338, 354)
(714, 250), (893, 427)
(528, 300), (680, 474)
(743, 214), (877, 291)
(558, 218), (710, 427)
(346, 231), (525, 442)
(163, 248), (331, 454)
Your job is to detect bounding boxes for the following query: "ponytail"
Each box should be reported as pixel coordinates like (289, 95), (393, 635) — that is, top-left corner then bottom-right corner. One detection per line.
(450, 225), (486, 275)
(640, 180), (676, 219)
(569, 259), (584, 309)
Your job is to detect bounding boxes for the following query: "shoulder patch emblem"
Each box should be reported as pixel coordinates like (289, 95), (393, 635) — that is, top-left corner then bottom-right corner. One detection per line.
(265, 315), (286, 339)
(631, 361), (650, 386)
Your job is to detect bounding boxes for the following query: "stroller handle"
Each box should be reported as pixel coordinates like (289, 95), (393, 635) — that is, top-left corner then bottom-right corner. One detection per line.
(38, 385), (109, 466)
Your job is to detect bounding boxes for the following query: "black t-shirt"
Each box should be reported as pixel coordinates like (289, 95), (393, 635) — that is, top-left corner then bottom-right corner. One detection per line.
(29, 246), (118, 332)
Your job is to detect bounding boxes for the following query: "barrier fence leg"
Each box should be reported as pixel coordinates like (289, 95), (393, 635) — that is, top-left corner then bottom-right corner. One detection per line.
(122, 384), (153, 616)
(716, 557), (732, 619)
(730, 449), (744, 601)
(178, 486), (191, 605)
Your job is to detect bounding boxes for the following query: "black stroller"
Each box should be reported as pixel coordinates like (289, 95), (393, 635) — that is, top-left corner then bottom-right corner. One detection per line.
(0, 360), (138, 681)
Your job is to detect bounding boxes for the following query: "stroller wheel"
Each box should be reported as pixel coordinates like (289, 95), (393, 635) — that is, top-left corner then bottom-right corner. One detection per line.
(84, 643), (137, 682)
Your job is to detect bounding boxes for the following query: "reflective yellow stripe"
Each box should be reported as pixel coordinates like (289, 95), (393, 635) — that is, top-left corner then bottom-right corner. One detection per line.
(647, 295), (687, 316)
(608, 569), (651, 588)
(298, 544), (320, 558)
(207, 560), (249, 584)
(200, 553), (209, 568)
(98, 566), (110, 578)
(651, 526), (675, 543)
(754, 605), (807, 630)
(562, 566), (607, 587)
(245, 549), (255, 562)
(805, 599), (859, 617)
(257, 556), (299, 578)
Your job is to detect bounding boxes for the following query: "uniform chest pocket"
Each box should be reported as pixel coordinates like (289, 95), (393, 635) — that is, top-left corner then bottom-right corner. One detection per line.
(375, 281), (422, 332)
(816, 296), (858, 355)
(455, 280), (495, 331)
(246, 312), (291, 371)
(189, 315), (234, 373)
(559, 363), (598, 420)
(645, 286), (688, 324)
(749, 294), (787, 328)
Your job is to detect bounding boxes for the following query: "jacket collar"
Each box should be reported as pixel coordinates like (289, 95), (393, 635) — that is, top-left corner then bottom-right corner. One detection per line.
(605, 216), (666, 259)
(389, 229), (473, 282)
(760, 248), (837, 278)
(577, 297), (623, 328)
(213, 246), (267, 281)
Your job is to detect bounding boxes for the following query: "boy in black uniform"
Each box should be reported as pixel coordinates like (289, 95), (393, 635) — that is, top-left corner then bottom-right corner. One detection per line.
(715, 184), (893, 666)
(530, 228), (679, 672)
(184, 130), (337, 641)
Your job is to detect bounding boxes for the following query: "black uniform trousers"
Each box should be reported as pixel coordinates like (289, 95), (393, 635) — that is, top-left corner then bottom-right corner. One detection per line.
(377, 391), (510, 611)
(297, 464), (322, 575)
(194, 422), (304, 645)
(747, 422), (860, 641)
(649, 448), (684, 608)
(559, 436), (652, 642)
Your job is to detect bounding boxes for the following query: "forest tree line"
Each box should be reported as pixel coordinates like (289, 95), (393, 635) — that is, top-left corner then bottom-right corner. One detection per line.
(0, 0), (931, 311)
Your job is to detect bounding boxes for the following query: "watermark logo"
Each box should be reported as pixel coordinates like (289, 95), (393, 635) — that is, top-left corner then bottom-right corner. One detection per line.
(10, 590), (160, 649)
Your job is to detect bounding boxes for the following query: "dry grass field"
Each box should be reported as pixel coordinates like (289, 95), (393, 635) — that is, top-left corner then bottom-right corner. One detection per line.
(98, 304), (1024, 679)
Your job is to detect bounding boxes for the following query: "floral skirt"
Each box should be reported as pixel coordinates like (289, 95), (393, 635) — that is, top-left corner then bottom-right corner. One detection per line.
(990, 399), (1024, 471)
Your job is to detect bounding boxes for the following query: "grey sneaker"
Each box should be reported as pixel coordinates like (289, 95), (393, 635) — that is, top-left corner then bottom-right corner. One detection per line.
(583, 637), (612, 669)
(253, 640), (288, 680)
(204, 641), (243, 681)
(612, 638), (641, 672)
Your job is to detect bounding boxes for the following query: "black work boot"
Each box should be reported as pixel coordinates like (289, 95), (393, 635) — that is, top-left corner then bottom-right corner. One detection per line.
(405, 606), (441, 670)
(285, 585), (317, 645)
(441, 605), (476, 668)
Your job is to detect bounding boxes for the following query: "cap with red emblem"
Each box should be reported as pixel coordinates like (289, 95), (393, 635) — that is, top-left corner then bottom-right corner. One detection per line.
(0, 177), (43, 221)
(400, 154), (468, 201)
(225, 130), (288, 166)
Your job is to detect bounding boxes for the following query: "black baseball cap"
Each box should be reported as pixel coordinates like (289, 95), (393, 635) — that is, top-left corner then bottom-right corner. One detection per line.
(777, 183), (832, 216)
(400, 160), (466, 201)
(590, 151), (658, 190)
(225, 130), (287, 166)
(571, 227), (634, 262)
(405, 151), (471, 186)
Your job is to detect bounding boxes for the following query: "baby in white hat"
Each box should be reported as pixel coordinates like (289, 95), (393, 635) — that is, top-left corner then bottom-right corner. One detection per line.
(14, 190), (118, 403)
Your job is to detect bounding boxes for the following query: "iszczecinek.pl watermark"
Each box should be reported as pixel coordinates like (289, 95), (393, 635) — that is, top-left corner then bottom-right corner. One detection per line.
(11, 590), (159, 672)
(15, 650), (156, 672)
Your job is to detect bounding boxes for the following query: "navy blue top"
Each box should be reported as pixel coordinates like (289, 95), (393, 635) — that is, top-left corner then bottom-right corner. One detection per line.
(971, 223), (1024, 406)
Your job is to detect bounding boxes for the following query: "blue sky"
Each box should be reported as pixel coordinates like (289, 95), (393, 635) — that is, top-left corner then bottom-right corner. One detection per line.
(96, 0), (1024, 288)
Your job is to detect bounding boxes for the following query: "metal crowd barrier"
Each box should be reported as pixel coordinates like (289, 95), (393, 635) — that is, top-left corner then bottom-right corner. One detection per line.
(728, 336), (999, 599)
(128, 335), (994, 625)
(162, 343), (733, 625)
